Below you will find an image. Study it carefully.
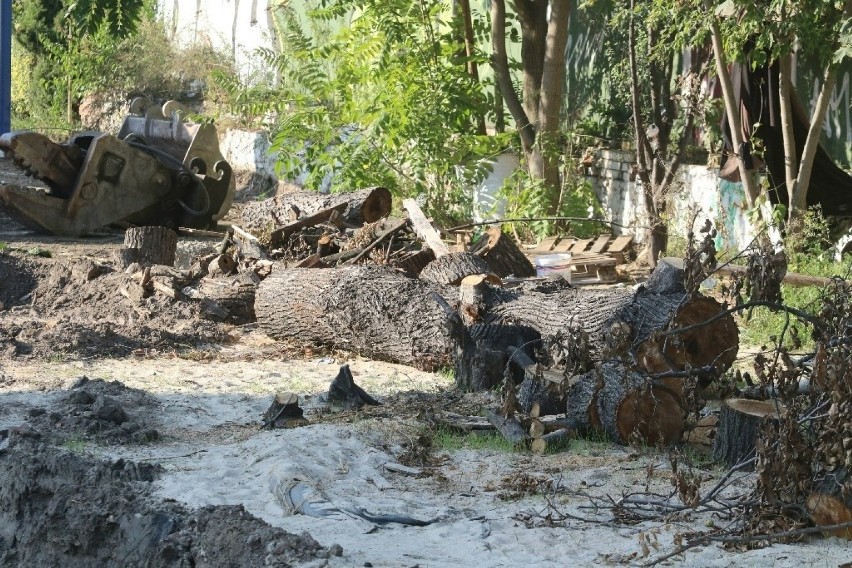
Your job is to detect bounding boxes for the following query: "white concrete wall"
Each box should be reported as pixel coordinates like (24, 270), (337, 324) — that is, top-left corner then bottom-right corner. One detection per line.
(159, 0), (277, 83)
(588, 149), (758, 251)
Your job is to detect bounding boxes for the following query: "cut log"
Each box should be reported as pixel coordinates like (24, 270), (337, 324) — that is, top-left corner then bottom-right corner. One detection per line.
(194, 273), (257, 324)
(712, 398), (783, 469)
(119, 226), (177, 268)
(469, 227), (536, 278)
(420, 252), (493, 286)
(326, 364), (380, 410)
(262, 392), (309, 429)
(565, 362), (685, 446)
(531, 428), (573, 454)
(432, 412), (495, 432)
(481, 270), (739, 378)
(268, 202), (348, 247)
(808, 469), (852, 539)
(390, 248), (435, 276)
(206, 253), (236, 277)
(255, 265), (455, 371)
(239, 187), (392, 231)
(459, 274), (501, 325)
(402, 198), (450, 257)
(486, 409), (528, 447)
(512, 347), (568, 416)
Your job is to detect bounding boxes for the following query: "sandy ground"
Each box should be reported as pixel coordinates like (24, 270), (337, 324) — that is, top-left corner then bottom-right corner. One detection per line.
(0, 181), (849, 566)
(2, 334), (850, 567)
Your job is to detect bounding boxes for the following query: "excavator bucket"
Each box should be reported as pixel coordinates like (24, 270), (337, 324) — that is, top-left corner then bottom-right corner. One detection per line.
(0, 99), (234, 236)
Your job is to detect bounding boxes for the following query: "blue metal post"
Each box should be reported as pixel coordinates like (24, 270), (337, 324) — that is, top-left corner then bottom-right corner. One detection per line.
(0, 0), (10, 134)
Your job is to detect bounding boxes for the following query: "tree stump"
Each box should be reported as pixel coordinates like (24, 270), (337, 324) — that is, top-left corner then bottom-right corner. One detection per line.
(712, 398), (783, 469)
(419, 252), (493, 286)
(262, 392), (309, 429)
(808, 469), (852, 539)
(326, 364), (380, 410)
(119, 226), (177, 268)
(255, 265), (455, 371)
(469, 227), (536, 277)
(565, 362), (685, 446)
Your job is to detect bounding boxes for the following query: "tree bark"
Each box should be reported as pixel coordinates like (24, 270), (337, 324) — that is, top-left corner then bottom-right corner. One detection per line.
(194, 274), (257, 324)
(469, 227), (536, 278)
(239, 187), (392, 232)
(119, 226), (177, 268)
(778, 52), (798, 213)
(791, 64), (838, 221)
(255, 266), (454, 371)
(712, 398), (782, 469)
(420, 252), (493, 286)
(490, 0), (534, 152)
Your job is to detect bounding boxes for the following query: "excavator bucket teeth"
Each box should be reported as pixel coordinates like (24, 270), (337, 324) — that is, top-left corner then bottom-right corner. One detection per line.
(0, 131), (84, 197)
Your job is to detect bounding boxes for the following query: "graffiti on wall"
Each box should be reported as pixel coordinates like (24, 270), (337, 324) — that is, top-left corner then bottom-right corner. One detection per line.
(806, 69), (852, 168)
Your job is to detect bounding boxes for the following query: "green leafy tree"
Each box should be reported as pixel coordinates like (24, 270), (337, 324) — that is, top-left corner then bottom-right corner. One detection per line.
(703, 0), (852, 224)
(231, 0), (502, 222)
(12, 0), (147, 122)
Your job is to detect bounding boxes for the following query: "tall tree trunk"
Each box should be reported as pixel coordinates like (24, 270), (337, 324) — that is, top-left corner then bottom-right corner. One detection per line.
(706, 4), (760, 207)
(628, 0), (663, 266)
(778, 52), (798, 214)
(791, 64), (838, 221)
(490, 0), (534, 152)
(457, 0), (487, 136)
(533, 0), (570, 213)
(514, 0), (548, 126)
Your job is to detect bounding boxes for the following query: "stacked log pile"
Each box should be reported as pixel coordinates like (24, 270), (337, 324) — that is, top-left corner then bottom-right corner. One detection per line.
(223, 191), (741, 448)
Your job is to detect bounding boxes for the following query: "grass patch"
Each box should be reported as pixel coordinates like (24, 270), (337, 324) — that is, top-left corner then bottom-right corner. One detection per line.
(62, 437), (87, 453)
(738, 252), (852, 349)
(433, 427), (517, 453)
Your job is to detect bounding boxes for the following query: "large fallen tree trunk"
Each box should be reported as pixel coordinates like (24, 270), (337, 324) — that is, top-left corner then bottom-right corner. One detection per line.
(255, 265), (454, 371)
(239, 187), (392, 231)
(480, 277), (738, 377)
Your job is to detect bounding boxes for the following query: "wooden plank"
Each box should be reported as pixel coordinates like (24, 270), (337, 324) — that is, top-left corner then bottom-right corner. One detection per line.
(607, 235), (634, 264)
(589, 234), (612, 254)
(402, 198), (450, 257)
(552, 238), (576, 252)
(607, 235), (634, 253)
(531, 235), (560, 253)
(569, 239), (593, 253)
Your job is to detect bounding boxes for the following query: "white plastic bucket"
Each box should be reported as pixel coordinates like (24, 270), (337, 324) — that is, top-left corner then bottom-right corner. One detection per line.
(535, 253), (572, 283)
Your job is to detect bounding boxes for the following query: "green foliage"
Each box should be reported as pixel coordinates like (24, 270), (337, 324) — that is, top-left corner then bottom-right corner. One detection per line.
(740, 207), (851, 348)
(496, 156), (601, 242)
(217, 0), (500, 223)
(13, 1), (234, 127)
(433, 427), (517, 453)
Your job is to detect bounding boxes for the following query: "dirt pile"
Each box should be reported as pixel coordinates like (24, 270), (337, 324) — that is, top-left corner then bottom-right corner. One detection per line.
(27, 377), (161, 445)
(0, 438), (329, 567)
(0, 252), (234, 358)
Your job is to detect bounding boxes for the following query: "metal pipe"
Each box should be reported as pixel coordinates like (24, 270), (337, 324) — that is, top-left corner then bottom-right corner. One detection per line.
(0, 0), (10, 134)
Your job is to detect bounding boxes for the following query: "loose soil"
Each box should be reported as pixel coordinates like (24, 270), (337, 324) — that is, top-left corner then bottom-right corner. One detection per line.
(1, 195), (850, 567)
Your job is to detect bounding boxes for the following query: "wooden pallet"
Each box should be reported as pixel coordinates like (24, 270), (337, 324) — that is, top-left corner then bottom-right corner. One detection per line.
(526, 233), (633, 284)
